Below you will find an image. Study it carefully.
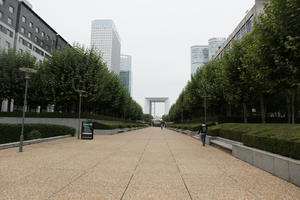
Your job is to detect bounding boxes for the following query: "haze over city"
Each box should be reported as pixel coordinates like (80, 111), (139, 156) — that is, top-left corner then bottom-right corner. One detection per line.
(24, 0), (253, 116)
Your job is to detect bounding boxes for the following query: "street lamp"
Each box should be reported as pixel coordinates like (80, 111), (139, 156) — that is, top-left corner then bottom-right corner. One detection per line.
(76, 90), (86, 139)
(19, 67), (37, 152)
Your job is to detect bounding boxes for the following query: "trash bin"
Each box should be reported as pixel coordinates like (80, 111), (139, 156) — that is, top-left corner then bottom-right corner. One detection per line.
(81, 121), (94, 139)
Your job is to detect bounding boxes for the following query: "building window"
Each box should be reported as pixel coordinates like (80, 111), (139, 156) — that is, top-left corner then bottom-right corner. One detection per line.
(7, 29), (13, 37)
(29, 22), (33, 28)
(20, 27), (25, 33)
(28, 32), (31, 38)
(35, 27), (39, 33)
(0, 11), (2, 19)
(41, 31), (45, 37)
(45, 45), (49, 50)
(7, 17), (12, 25)
(46, 35), (49, 40)
(9, 6), (14, 14)
(6, 41), (10, 48)
(34, 36), (38, 42)
(22, 16), (26, 23)
(41, 41), (44, 46)
(0, 0), (4, 6)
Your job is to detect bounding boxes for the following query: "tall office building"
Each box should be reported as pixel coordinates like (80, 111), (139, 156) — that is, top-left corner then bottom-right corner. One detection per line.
(120, 55), (132, 94)
(191, 45), (209, 75)
(208, 37), (226, 60)
(90, 19), (121, 74)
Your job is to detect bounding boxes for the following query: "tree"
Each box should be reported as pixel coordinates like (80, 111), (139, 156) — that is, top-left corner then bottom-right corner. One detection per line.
(0, 50), (36, 112)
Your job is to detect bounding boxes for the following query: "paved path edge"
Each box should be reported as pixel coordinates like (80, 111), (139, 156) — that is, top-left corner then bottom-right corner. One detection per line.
(0, 135), (72, 150)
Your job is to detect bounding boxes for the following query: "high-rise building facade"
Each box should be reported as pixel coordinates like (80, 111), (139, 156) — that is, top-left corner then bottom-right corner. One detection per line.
(213, 0), (267, 60)
(208, 37), (226, 60)
(120, 54), (132, 94)
(191, 45), (209, 75)
(90, 19), (121, 74)
(0, 0), (68, 61)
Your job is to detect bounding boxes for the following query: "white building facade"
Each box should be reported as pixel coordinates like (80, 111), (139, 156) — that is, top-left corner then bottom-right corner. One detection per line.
(90, 19), (121, 74)
(191, 45), (209, 75)
(120, 54), (132, 94)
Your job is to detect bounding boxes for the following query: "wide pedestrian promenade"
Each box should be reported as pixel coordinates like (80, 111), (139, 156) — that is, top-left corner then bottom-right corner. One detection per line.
(0, 127), (299, 200)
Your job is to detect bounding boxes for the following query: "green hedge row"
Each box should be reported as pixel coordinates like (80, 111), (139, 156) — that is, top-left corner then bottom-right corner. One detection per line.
(242, 133), (300, 160)
(209, 123), (300, 160)
(0, 123), (75, 144)
(169, 122), (215, 131)
(93, 121), (147, 130)
(208, 128), (245, 142)
(0, 112), (126, 122)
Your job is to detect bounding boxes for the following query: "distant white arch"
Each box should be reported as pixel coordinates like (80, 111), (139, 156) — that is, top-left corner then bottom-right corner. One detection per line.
(144, 97), (170, 117)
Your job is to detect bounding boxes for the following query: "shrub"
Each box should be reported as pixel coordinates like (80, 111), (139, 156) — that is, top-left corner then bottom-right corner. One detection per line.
(0, 123), (75, 144)
(27, 130), (41, 140)
(93, 121), (146, 130)
(242, 133), (300, 160)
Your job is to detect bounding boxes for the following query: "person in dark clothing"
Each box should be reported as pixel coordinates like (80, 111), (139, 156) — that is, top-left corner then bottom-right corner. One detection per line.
(160, 121), (164, 130)
(198, 123), (208, 146)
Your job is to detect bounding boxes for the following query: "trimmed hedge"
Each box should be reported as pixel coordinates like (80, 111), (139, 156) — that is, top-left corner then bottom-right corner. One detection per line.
(169, 122), (215, 131)
(209, 123), (300, 160)
(0, 112), (127, 122)
(0, 123), (75, 144)
(93, 121), (146, 130)
(243, 132), (300, 160)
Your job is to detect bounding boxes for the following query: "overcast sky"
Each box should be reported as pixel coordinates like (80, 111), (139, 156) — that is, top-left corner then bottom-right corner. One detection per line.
(29, 0), (254, 117)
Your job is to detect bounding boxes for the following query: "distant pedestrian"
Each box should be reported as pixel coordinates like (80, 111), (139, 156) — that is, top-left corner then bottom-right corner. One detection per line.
(198, 123), (208, 146)
(160, 121), (164, 130)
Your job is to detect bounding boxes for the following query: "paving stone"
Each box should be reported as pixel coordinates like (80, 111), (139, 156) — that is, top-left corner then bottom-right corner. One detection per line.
(0, 127), (299, 200)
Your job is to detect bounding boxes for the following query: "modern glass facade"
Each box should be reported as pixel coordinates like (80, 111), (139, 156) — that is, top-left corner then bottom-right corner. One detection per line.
(120, 54), (132, 94)
(191, 46), (209, 75)
(90, 19), (121, 74)
(208, 37), (226, 60)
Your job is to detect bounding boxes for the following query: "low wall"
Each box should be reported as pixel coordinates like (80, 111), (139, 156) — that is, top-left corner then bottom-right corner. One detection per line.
(232, 144), (300, 187)
(0, 117), (89, 133)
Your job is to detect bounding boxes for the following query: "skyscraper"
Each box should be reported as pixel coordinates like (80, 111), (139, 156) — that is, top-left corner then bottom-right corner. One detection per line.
(120, 55), (132, 94)
(90, 19), (121, 74)
(208, 37), (226, 60)
(191, 45), (209, 75)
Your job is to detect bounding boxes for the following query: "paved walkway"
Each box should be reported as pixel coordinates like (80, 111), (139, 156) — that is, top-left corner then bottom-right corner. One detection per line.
(0, 127), (299, 200)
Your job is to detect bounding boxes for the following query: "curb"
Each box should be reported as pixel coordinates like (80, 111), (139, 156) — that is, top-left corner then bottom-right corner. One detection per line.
(0, 135), (72, 150)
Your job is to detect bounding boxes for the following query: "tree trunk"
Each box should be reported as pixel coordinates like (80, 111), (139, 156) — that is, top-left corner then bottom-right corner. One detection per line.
(287, 95), (291, 124)
(291, 89), (296, 124)
(243, 102), (248, 123)
(7, 99), (11, 112)
(260, 93), (266, 123)
(226, 104), (232, 117)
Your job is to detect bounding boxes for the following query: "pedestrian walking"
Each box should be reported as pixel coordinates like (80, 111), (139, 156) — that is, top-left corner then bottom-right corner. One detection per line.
(198, 123), (208, 146)
(160, 121), (164, 130)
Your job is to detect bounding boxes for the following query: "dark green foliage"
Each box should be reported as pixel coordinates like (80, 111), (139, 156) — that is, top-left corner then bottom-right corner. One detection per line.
(243, 133), (300, 160)
(207, 123), (300, 159)
(168, 0), (300, 124)
(27, 130), (41, 140)
(0, 124), (75, 144)
(0, 45), (143, 121)
(93, 121), (146, 130)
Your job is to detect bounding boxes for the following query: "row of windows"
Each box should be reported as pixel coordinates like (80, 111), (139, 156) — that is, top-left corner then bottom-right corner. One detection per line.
(19, 36), (50, 57)
(20, 15), (51, 40)
(0, 24), (13, 37)
(0, 1), (54, 43)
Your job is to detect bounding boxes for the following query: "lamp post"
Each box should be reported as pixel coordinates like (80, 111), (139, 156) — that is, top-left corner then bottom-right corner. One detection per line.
(76, 90), (85, 139)
(19, 68), (37, 152)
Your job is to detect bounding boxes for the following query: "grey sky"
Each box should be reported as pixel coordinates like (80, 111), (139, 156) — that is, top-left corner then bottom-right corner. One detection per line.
(29, 0), (254, 116)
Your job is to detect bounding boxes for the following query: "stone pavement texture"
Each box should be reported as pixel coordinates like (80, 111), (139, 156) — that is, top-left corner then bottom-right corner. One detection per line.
(0, 127), (299, 200)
